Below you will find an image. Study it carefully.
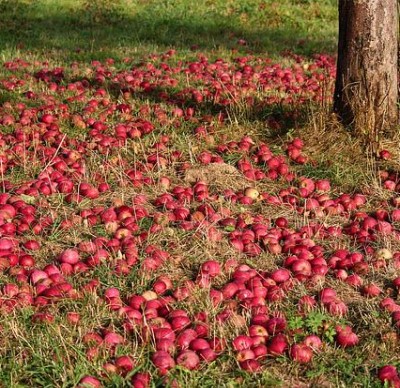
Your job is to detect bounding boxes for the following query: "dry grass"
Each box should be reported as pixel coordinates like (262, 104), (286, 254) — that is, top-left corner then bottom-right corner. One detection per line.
(184, 163), (249, 192)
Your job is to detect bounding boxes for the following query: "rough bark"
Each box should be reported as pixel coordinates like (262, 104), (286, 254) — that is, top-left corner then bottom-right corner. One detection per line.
(334, 0), (398, 148)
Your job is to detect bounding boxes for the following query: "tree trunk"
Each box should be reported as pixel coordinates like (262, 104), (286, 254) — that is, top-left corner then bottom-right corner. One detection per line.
(334, 0), (398, 149)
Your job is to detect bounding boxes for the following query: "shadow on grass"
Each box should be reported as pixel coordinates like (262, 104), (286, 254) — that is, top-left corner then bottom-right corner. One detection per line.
(0, 0), (336, 61)
(0, 1), (335, 136)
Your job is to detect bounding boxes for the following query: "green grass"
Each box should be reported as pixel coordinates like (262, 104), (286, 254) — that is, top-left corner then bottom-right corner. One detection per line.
(298, 160), (366, 192)
(0, 0), (337, 63)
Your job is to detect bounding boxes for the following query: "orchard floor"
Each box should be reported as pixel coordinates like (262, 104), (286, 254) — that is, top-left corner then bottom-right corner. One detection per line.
(0, 1), (400, 387)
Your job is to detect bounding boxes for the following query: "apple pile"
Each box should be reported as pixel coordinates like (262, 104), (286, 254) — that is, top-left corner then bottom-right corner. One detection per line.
(0, 51), (397, 386)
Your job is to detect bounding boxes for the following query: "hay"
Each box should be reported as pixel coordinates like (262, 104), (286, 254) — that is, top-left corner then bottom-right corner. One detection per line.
(184, 162), (249, 192)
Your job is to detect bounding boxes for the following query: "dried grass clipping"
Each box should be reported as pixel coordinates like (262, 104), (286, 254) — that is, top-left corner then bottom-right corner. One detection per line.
(184, 163), (248, 192)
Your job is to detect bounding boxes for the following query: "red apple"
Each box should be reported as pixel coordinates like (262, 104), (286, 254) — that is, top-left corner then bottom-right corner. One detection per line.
(176, 350), (200, 370)
(290, 343), (313, 363)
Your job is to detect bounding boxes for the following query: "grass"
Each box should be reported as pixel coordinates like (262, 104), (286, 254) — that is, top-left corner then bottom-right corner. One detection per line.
(1, 0), (400, 387)
(0, 0), (337, 62)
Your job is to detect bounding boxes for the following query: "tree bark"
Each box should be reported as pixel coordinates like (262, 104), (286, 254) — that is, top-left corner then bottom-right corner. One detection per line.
(334, 0), (399, 148)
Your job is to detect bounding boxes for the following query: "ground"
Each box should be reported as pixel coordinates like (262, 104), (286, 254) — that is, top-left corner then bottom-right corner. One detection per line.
(0, 1), (399, 387)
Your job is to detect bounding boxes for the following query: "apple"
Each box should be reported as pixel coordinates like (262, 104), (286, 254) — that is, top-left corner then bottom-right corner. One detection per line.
(77, 376), (101, 388)
(290, 344), (313, 363)
(232, 335), (253, 351)
(151, 351), (175, 374)
(176, 350), (200, 370)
